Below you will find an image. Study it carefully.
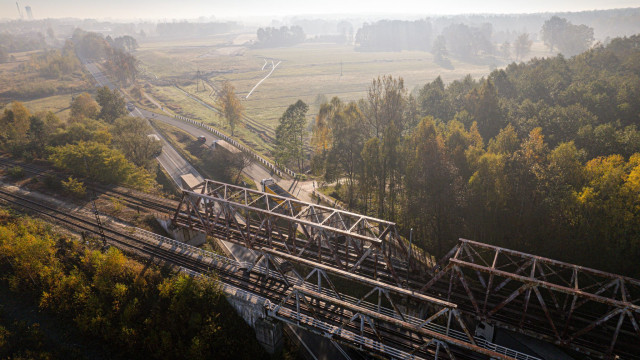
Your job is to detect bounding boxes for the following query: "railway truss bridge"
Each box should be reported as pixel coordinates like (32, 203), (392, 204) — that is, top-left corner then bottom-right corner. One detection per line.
(172, 179), (639, 360)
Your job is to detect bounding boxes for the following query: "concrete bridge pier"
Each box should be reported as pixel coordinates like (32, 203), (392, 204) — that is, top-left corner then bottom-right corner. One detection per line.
(223, 286), (283, 354)
(156, 217), (206, 246)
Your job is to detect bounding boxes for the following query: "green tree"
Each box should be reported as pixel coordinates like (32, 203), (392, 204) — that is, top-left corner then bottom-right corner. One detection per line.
(325, 102), (366, 205)
(0, 101), (31, 153)
(111, 117), (162, 170)
(467, 79), (504, 140)
(216, 81), (243, 136)
(96, 86), (126, 123)
(404, 117), (462, 254)
(275, 100), (309, 171)
(541, 16), (594, 57)
(48, 141), (154, 189)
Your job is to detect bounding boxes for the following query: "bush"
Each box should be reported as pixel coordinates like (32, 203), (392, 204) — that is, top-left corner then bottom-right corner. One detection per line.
(7, 166), (24, 179)
(61, 176), (86, 198)
(43, 174), (61, 190)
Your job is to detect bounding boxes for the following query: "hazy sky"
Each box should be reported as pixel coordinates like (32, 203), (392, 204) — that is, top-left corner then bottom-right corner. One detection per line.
(3, 0), (640, 20)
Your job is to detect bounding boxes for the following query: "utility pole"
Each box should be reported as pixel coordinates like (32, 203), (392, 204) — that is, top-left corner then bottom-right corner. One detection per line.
(83, 156), (107, 249)
(407, 228), (413, 287)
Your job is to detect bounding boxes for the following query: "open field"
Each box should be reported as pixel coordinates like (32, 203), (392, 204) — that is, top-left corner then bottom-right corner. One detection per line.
(136, 33), (555, 134)
(0, 48), (92, 117)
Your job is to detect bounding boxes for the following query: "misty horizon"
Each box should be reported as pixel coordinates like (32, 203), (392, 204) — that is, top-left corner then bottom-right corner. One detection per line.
(2, 0), (640, 22)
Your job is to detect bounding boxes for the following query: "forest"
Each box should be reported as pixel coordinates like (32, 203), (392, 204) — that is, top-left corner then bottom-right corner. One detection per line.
(309, 35), (640, 278)
(0, 211), (267, 359)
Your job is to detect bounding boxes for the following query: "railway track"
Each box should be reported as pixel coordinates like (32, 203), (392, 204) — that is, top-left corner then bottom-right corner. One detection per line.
(0, 185), (480, 360)
(0, 156), (178, 215)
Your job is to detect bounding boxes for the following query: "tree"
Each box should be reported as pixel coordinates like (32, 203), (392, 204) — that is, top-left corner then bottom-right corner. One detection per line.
(541, 16), (594, 57)
(216, 81), (243, 136)
(404, 117), (462, 254)
(114, 36), (138, 52)
(432, 35), (453, 68)
(105, 49), (138, 85)
(326, 102), (366, 205)
(363, 75), (407, 219)
(513, 33), (532, 61)
(70, 93), (99, 122)
(500, 41), (511, 59)
(541, 16), (568, 52)
(48, 141), (154, 189)
(311, 97), (342, 174)
(111, 117), (162, 170)
(96, 86), (126, 123)
(230, 151), (255, 183)
(0, 101), (31, 153)
(467, 79), (504, 140)
(275, 100), (308, 171)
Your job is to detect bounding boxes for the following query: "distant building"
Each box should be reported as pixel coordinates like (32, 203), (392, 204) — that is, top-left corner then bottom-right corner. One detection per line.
(25, 6), (33, 20)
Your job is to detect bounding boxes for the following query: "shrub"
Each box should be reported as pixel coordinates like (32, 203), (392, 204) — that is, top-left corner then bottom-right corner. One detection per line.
(7, 166), (24, 179)
(61, 176), (86, 198)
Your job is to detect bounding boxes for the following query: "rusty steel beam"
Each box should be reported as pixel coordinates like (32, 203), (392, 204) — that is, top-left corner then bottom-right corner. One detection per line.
(171, 180), (428, 286)
(425, 238), (640, 359)
(291, 286), (517, 360)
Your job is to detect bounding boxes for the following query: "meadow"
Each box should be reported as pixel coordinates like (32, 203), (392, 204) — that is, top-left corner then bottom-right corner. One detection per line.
(135, 32), (552, 155)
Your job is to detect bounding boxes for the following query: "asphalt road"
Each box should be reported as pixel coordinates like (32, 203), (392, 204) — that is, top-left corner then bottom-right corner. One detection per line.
(130, 108), (204, 186)
(136, 108), (274, 187)
(82, 60), (204, 187)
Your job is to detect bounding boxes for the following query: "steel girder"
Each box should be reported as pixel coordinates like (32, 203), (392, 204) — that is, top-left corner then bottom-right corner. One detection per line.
(172, 179), (426, 286)
(422, 239), (640, 359)
(259, 247), (538, 360)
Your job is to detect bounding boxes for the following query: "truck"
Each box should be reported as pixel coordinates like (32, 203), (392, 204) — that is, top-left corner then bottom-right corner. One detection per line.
(261, 178), (300, 213)
(260, 178), (294, 199)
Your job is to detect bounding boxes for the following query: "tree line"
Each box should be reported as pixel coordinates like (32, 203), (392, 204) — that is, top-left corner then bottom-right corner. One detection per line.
(354, 15), (597, 64)
(309, 34), (640, 277)
(255, 26), (305, 48)
(72, 30), (138, 86)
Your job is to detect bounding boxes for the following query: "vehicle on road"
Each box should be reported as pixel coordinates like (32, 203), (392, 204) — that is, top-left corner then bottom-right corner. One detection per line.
(126, 102), (135, 111)
(197, 136), (206, 143)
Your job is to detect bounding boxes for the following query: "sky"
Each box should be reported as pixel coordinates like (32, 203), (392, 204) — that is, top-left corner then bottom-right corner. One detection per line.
(3, 0), (640, 20)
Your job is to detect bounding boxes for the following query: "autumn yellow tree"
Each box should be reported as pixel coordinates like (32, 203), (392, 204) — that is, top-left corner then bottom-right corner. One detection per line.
(216, 81), (243, 136)
(70, 93), (99, 122)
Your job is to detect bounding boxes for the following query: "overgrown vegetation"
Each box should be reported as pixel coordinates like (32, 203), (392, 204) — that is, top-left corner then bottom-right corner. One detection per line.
(1, 87), (159, 192)
(0, 210), (267, 359)
(311, 35), (640, 277)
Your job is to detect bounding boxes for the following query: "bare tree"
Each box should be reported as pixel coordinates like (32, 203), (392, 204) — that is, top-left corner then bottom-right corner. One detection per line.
(231, 151), (255, 183)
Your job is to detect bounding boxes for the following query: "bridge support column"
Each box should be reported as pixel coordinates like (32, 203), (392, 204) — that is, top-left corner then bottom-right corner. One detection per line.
(156, 217), (206, 246)
(255, 318), (283, 354)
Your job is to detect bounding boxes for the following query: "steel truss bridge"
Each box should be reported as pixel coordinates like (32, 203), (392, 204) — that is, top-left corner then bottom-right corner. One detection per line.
(172, 179), (639, 360)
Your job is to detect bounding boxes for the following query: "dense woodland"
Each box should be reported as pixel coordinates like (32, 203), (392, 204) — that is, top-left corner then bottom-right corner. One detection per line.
(310, 35), (640, 277)
(0, 211), (267, 359)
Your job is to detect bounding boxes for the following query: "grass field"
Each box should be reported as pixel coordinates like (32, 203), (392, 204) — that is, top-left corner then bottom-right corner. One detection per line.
(136, 33), (554, 134)
(0, 49), (92, 120)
